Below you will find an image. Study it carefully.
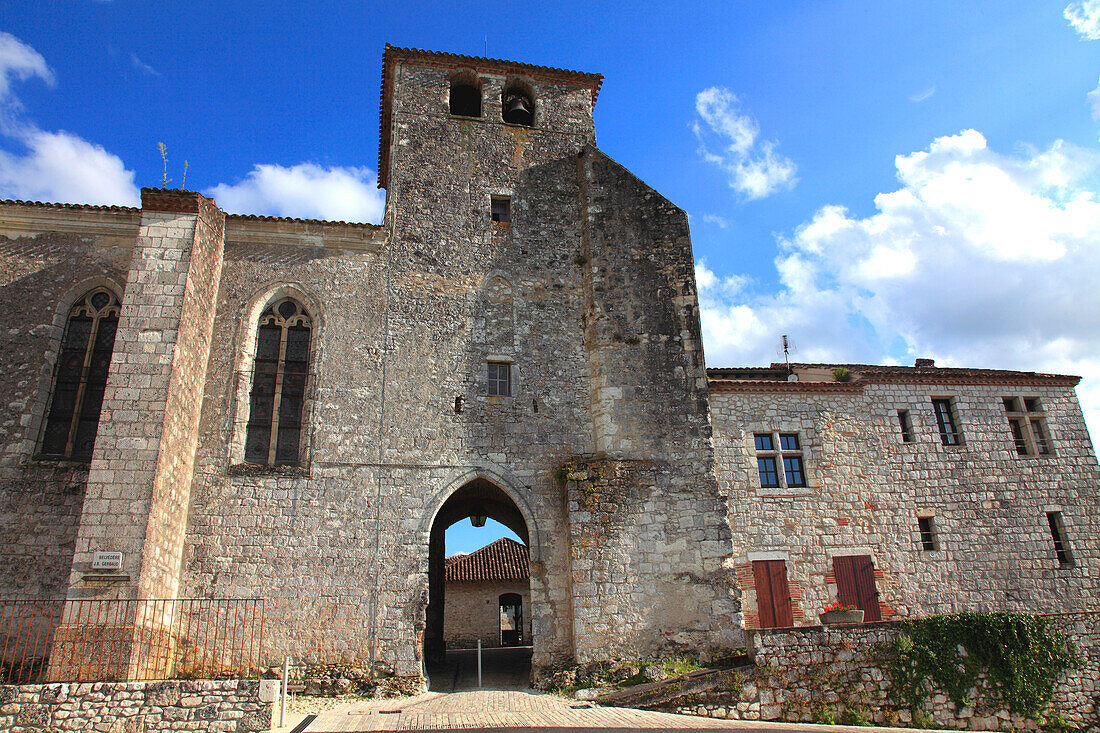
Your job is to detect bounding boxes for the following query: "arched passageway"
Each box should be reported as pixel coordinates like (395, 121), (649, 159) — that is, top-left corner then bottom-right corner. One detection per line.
(425, 478), (532, 690)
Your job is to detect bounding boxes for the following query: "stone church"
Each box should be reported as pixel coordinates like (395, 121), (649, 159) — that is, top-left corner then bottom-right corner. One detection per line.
(0, 46), (1096, 685)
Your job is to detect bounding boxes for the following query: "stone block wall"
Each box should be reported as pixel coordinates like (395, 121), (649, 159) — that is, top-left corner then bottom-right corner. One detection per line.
(564, 457), (742, 661)
(0, 206), (138, 599)
(710, 378), (1100, 629)
(68, 191), (225, 602)
(444, 579), (530, 649)
(670, 613), (1100, 730)
(0, 679), (272, 732)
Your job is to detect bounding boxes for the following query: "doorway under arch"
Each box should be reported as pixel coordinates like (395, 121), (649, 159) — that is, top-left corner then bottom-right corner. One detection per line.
(425, 476), (532, 689)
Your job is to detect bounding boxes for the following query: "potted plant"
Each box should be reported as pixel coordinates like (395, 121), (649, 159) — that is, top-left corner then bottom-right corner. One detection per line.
(819, 602), (864, 625)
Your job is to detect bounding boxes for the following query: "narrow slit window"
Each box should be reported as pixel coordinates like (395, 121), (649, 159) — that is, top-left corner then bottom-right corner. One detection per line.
(897, 410), (913, 443)
(491, 197), (511, 223)
(1046, 512), (1073, 566)
(917, 516), (936, 551)
(487, 361), (511, 397)
(40, 288), (121, 460)
(245, 298), (311, 466)
(932, 398), (961, 446)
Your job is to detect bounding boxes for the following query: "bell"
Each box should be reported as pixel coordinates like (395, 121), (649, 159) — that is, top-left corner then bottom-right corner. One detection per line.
(503, 94), (532, 125)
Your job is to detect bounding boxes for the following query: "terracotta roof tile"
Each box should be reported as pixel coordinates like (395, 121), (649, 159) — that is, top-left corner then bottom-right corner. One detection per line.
(1, 199), (139, 213)
(445, 538), (529, 582)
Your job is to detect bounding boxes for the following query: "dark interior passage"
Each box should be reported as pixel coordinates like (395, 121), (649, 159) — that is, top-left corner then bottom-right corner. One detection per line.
(425, 478), (531, 689)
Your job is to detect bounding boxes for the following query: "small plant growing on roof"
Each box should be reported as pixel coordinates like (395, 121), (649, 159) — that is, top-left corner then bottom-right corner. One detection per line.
(832, 367), (852, 382)
(158, 142), (170, 188)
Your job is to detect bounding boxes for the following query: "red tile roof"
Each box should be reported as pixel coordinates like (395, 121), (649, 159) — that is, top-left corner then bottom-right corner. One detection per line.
(707, 362), (1080, 393)
(445, 538), (529, 582)
(378, 44), (603, 189)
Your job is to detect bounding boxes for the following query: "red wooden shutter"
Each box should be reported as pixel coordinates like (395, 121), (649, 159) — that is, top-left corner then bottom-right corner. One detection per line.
(833, 555), (881, 622)
(753, 560), (793, 628)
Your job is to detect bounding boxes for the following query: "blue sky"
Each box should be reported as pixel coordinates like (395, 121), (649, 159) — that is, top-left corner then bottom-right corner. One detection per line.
(3, 2), (1100, 553)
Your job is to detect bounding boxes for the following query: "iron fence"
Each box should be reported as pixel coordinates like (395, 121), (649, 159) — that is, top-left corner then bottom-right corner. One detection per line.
(0, 598), (264, 683)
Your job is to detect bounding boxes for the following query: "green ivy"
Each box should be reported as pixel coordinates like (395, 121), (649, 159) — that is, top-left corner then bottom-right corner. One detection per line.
(884, 612), (1077, 718)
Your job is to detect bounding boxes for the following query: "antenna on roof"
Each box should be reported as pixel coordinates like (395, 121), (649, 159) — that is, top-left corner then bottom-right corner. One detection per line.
(780, 335), (798, 381)
(484, 36), (487, 57)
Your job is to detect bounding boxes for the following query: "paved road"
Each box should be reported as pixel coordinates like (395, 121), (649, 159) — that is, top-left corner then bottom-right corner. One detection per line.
(427, 646), (533, 692)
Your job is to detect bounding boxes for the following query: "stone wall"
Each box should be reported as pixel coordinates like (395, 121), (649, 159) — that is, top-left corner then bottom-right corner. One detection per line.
(444, 579), (531, 649)
(669, 613), (1100, 730)
(0, 206), (138, 600)
(67, 191), (225, 603)
(710, 379), (1100, 628)
(0, 679), (272, 732)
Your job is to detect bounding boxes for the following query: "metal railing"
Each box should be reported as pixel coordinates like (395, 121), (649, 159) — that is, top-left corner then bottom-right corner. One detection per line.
(0, 598), (264, 683)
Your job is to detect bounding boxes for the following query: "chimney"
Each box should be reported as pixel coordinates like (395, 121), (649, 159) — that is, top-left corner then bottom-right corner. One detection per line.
(915, 358), (935, 368)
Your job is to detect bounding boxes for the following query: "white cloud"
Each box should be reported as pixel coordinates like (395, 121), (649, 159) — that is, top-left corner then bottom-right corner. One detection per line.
(0, 33), (139, 206)
(206, 163), (386, 223)
(698, 129), (1100, 433)
(693, 87), (797, 200)
(1065, 0), (1100, 39)
(0, 32), (54, 104)
(0, 128), (138, 205)
(129, 53), (159, 77)
(908, 84), (936, 103)
(702, 213), (729, 228)
(1089, 79), (1100, 121)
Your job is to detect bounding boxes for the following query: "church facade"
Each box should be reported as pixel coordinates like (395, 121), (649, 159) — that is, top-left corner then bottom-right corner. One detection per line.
(0, 46), (1096, 684)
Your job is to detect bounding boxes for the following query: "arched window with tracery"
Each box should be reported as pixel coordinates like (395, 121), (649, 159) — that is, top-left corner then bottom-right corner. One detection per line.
(40, 288), (121, 459)
(245, 298), (312, 465)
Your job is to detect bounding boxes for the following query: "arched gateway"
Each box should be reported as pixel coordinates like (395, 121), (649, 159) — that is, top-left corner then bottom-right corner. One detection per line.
(424, 474), (537, 686)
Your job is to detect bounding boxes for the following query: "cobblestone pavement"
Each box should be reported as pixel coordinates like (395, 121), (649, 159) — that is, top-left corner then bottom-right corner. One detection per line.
(297, 688), (937, 732)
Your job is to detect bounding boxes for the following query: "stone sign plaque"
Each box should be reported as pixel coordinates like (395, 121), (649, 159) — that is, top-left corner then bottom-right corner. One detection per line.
(91, 551), (123, 571)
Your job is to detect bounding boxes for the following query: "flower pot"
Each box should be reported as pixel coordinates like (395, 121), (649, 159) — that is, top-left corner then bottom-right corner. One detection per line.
(820, 609), (865, 625)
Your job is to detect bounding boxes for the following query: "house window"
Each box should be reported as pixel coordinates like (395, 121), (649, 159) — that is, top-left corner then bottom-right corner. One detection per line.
(1046, 512), (1073, 566)
(1003, 397), (1052, 456)
(917, 516), (937, 551)
(754, 431), (806, 489)
(40, 288), (121, 460)
(487, 361), (511, 397)
(931, 398), (961, 446)
(245, 298), (311, 465)
(897, 410), (913, 442)
(491, 196), (511, 223)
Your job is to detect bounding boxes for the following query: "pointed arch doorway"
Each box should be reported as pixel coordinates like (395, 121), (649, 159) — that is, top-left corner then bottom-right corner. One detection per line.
(425, 477), (532, 690)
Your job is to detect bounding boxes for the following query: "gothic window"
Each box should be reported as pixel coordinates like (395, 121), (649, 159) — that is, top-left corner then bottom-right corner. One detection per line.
(40, 288), (121, 459)
(245, 298), (311, 465)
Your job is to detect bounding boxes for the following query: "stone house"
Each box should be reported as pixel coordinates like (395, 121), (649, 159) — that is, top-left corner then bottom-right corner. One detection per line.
(443, 538), (531, 649)
(710, 362), (1099, 630)
(0, 45), (1096, 686)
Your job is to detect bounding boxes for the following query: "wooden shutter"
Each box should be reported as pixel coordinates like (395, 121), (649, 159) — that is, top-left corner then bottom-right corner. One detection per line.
(753, 560), (793, 628)
(833, 555), (881, 622)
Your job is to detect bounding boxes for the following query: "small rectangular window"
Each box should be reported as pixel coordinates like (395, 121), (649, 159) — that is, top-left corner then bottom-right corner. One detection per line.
(917, 516), (936, 551)
(779, 433), (800, 451)
(932, 398), (961, 446)
(783, 456), (805, 487)
(1046, 512), (1072, 566)
(754, 433), (774, 451)
(897, 410), (913, 442)
(487, 362), (511, 396)
(757, 457), (780, 488)
(491, 197), (511, 223)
